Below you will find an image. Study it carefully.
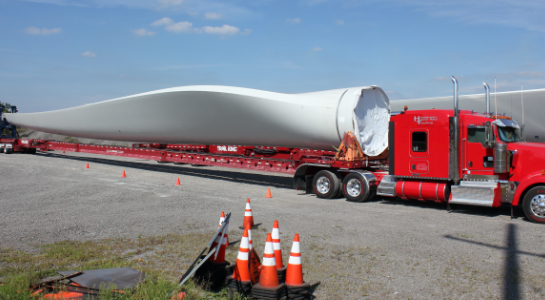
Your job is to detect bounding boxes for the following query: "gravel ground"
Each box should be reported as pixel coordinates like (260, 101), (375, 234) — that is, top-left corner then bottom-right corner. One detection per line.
(1, 151), (545, 299)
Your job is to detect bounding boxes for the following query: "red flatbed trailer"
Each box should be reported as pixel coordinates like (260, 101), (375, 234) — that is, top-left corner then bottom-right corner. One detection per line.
(0, 134), (387, 180)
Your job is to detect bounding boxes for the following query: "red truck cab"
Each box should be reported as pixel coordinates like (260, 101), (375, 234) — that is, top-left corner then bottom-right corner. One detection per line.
(378, 106), (545, 223)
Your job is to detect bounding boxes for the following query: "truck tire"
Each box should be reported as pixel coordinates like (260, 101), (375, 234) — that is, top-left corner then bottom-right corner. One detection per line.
(522, 186), (545, 223)
(4, 147), (13, 154)
(342, 172), (374, 202)
(313, 170), (340, 199)
(335, 173), (346, 198)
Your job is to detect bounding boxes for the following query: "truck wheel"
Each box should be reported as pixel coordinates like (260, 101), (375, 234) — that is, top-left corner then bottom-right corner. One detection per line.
(522, 186), (545, 223)
(313, 170), (340, 199)
(4, 148), (13, 154)
(335, 173), (345, 198)
(342, 172), (372, 202)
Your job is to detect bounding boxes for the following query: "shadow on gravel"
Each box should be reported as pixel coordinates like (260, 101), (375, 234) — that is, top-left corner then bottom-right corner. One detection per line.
(444, 224), (541, 300)
(36, 152), (293, 189)
(376, 197), (518, 219)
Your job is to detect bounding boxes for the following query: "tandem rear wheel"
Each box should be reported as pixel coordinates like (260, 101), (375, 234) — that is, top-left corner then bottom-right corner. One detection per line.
(341, 172), (375, 202)
(522, 185), (545, 224)
(312, 170), (341, 199)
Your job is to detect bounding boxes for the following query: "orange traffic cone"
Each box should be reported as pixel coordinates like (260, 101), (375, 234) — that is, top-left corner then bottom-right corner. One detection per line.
(175, 177), (181, 186)
(121, 170), (126, 177)
(62, 150), (65, 154)
(251, 233), (287, 299)
(226, 228), (253, 297)
(271, 220), (284, 269)
(195, 215), (230, 290)
(258, 233), (279, 288)
(285, 234), (304, 286)
(265, 188), (273, 198)
(241, 198), (255, 229)
(232, 228), (251, 282)
(85, 163), (89, 169)
(285, 233), (311, 297)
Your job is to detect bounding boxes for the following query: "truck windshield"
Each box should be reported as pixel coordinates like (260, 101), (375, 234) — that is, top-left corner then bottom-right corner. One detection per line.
(497, 126), (521, 143)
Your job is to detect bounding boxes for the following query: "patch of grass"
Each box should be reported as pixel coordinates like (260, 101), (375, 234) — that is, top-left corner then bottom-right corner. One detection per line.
(62, 136), (80, 143)
(0, 233), (246, 300)
(16, 127), (28, 134)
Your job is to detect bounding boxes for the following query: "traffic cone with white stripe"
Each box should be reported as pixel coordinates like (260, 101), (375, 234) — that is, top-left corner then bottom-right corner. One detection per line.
(240, 198), (256, 229)
(225, 228), (252, 298)
(272, 220), (287, 283)
(285, 234), (311, 299)
(259, 233), (278, 287)
(194, 214), (230, 291)
(232, 228), (251, 282)
(251, 233), (287, 299)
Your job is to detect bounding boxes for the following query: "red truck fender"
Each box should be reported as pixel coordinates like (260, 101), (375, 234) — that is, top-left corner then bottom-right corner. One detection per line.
(512, 171), (545, 206)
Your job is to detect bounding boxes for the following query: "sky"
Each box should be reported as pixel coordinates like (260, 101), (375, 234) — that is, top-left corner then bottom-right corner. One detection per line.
(1, 0), (544, 112)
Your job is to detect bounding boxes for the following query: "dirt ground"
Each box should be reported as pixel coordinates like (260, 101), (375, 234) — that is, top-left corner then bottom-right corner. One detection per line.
(1, 150), (544, 299)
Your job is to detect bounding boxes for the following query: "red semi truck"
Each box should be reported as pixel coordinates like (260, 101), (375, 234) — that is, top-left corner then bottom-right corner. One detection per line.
(1, 78), (544, 223)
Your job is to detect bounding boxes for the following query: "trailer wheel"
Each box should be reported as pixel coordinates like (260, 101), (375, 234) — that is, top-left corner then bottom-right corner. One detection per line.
(342, 172), (373, 202)
(4, 147), (13, 154)
(522, 186), (545, 223)
(313, 170), (340, 199)
(335, 173), (345, 198)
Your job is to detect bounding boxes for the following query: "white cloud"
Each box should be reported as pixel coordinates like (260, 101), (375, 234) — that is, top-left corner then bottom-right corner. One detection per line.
(335, 19), (344, 25)
(286, 18), (301, 24)
(151, 17), (173, 26)
(204, 12), (222, 20)
(202, 24), (239, 35)
(165, 21), (194, 33)
(25, 27), (62, 35)
(150, 15), (251, 36)
(82, 51), (96, 58)
(133, 28), (155, 36)
(151, 17), (250, 36)
(311, 47), (323, 51)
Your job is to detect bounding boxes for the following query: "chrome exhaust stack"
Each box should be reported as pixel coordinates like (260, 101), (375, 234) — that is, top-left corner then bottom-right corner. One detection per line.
(450, 76), (460, 183)
(483, 82), (490, 114)
(452, 76), (459, 117)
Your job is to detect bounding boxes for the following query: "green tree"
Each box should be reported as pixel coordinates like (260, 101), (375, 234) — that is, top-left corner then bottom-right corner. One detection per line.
(1, 101), (13, 113)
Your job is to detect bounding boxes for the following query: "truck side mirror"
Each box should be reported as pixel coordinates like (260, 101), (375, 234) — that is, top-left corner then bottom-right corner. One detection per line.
(484, 122), (495, 149)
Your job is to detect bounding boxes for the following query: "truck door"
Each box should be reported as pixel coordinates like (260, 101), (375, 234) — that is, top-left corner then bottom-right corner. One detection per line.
(464, 126), (494, 173)
(409, 129), (429, 175)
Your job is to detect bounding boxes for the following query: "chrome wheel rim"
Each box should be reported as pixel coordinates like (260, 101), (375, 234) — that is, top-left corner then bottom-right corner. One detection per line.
(346, 178), (363, 197)
(530, 194), (545, 217)
(316, 176), (331, 194)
